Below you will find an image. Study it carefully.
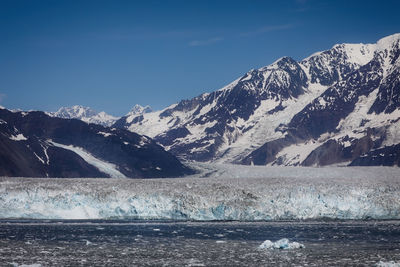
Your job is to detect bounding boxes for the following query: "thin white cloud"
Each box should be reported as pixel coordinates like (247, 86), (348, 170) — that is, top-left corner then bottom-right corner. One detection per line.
(189, 37), (224, 47)
(293, 7), (311, 12)
(92, 29), (194, 41)
(0, 93), (6, 103)
(240, 24), (294, 37)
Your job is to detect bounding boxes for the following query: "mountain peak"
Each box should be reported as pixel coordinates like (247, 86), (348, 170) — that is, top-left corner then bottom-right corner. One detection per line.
(333, 43), (376, 66)
(261, 56), (297, 71)
(55, 105), (97, 118)
(302, 33), (400, 68)
(377, 33), (400, 48)
(51, 105), (118, 127)
(127, 104), (152, 116)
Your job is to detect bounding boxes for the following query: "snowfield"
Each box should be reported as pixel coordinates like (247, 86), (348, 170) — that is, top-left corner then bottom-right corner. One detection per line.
(0, 164), (399, 220)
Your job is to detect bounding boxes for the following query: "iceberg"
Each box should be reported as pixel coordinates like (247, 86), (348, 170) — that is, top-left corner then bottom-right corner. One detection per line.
(259, 238), (305, 250)
(11, 263), (42, 267)
(0, 165), (400, 221)
(376, 261), (400, 267)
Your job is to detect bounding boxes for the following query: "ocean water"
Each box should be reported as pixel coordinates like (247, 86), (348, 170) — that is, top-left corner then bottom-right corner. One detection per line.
(1, 220), (399, 266)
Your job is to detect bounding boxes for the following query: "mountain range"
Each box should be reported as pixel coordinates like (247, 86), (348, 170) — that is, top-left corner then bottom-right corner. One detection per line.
(49, 104), (153, 128)
(3, 33), (398, 176)
(113, 33), (400, 167)
(49, 105), (119, 127)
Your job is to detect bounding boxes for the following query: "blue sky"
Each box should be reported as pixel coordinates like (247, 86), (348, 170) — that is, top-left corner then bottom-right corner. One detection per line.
(0, 0), (399, 116)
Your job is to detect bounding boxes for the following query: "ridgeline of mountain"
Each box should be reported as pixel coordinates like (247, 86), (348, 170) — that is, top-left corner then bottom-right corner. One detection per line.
(113, 33), (400, 167)
(50, 104), (153, 128)
(49, 105), (119, 127)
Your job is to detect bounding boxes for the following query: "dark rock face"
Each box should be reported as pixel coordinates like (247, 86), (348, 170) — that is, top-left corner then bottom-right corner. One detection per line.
(241, 135), (297, 165)
(288, 60), (383, 140)
(350, 144), (400, 166)
(369, 67), (400, 114)
(301, 136), (374, 166)
(154, 127), (191, 147)
(0, 109), (193, 178)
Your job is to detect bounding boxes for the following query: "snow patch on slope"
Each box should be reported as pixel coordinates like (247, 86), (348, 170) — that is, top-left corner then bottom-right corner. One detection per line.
(49, 140), (126, 178)
(97, 131), (113, 138)
(336, 89), (380, 132)
(40, 144), (50, 165)
(271, 140), (322, 166)
(33, 152), (45, 165)
(127, 109), (173, 137)
(9, 134), (28, 141)
(336, 86), (400, 148)
(339, 43), (376, 66)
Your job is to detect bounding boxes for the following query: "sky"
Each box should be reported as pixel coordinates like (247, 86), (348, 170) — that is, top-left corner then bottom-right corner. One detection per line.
(0, 0), (399, 116)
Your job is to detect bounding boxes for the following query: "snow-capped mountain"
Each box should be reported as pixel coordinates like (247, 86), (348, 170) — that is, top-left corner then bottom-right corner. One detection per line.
(50, 105), (119, 127)
(113, 33), (400, 166)
(0, 108), (193, 178)
(127, 104), (152, 116)
(113, 104), (152, 128)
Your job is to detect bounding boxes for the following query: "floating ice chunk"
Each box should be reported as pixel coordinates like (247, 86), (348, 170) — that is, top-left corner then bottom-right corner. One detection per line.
(259, 240), (274, 249)
(186, 258), (205, 267)
(259, 238), (305, 250)
(11, 263), (42, 267)
(376, 261), (400, 267)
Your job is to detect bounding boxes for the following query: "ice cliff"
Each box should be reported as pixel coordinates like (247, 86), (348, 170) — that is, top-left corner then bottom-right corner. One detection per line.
(1, 166), (399, 220)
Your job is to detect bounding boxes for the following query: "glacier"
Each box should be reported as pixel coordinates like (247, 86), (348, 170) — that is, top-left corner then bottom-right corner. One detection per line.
(0, 165), (400, 220)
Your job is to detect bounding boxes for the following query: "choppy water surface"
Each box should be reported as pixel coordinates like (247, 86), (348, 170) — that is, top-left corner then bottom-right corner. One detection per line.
(0, 220), (399, 266)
